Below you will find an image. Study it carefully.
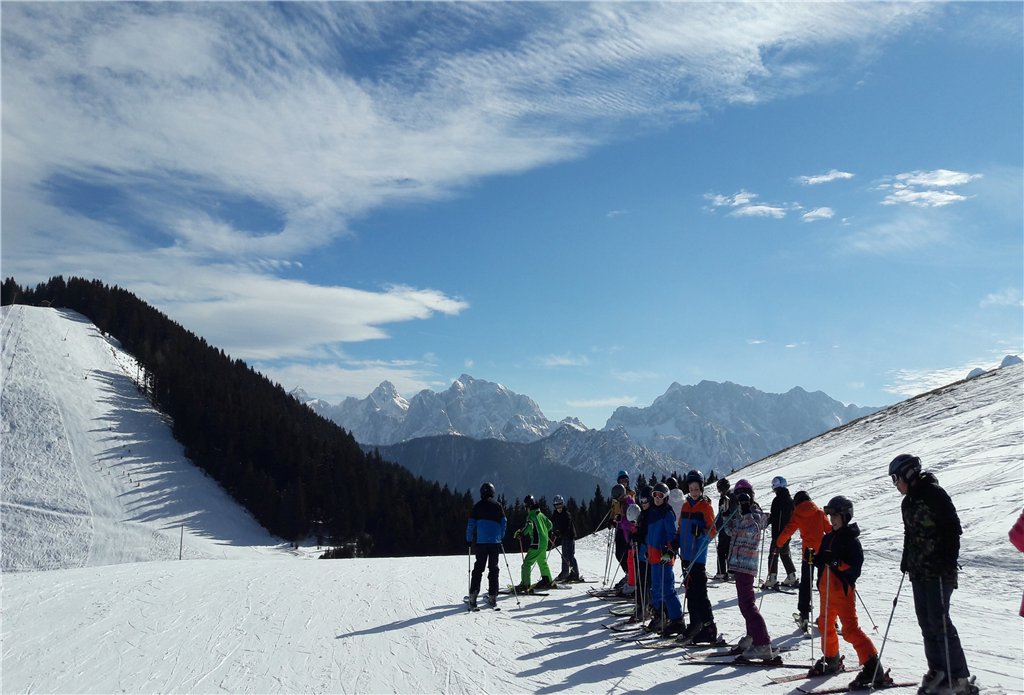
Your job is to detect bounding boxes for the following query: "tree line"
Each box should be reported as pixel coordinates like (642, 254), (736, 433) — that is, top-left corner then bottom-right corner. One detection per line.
(3, 276), (698, 558)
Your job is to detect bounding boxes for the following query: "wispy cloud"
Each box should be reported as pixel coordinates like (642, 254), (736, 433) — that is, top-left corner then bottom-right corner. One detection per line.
(258, 359), (436, 404)
(611, 369), (660, 382)
(843, 212), (949, 254)
(883, 358), (1002, 397)
(538, 353), (591, 368)
(980, 288), (1024, 308)
(705, 190), (790, 218)
(797, 169), (854, 185)
(878, 169), (982, 207)
(747, 339), (766, 345)
(802, 207), (835, 222)
(607, 210), (628, 218)
(566, 396), (638, 409)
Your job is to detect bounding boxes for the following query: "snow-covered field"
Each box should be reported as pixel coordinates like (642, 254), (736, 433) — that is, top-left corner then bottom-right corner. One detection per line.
(3, 305), (1022, 694)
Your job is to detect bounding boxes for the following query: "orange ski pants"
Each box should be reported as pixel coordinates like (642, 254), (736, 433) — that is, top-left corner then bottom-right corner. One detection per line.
(817, 568), (877, 665)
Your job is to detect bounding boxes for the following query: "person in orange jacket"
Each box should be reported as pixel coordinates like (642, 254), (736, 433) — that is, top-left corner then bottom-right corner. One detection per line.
(810, 496), (888, 689)
(776, 490), (831, 631)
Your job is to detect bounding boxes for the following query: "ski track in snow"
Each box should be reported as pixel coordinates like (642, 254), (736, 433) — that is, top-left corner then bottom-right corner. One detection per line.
(2, 305), (1022, 694)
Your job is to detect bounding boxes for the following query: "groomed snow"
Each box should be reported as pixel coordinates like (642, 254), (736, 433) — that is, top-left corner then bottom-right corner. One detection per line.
(2, 305), (1022, 694)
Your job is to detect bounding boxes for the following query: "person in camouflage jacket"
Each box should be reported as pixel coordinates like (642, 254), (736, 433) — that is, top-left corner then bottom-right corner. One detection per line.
(891, 454), (977, 695)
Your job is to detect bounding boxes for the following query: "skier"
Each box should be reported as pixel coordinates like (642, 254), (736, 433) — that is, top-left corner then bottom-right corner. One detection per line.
(723, 479), (775, 660)
(629, 485), (654, 622)
(513, 494), (556, 591)
(610, 471), (636, 592)
(466, 482), (507, 609)
(676, 470), (720, 643)
(764, 476), (798, 589)
(890, 454), (979, 695)
(1010, 509), (1024, 617)
(644, 482), (686, 635)
(809, 495), (888, 688)
(776, 490), (831, 632)
(714, 478), (736, 581)
(550, 494), (581, 582)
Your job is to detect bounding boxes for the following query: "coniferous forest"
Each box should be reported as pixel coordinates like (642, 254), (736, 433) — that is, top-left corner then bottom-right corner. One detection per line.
(3, 277), (699, 558)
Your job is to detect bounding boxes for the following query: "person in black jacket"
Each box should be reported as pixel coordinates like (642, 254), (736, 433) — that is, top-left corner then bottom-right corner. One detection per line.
(765, 476), (798, 589)
(713, 478), (736, 580)
(889, 454), (978, 695)
(550, 495), (581, 582)
(629, 485), (654, 621)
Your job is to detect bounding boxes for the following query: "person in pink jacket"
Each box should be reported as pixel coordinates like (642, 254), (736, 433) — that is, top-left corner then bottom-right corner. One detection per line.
(1010, 509), (1024, 617)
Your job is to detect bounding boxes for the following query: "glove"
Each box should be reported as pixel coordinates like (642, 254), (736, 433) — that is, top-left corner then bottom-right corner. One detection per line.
(816, 549), (833, 568)
(900, 557), (907, 574)
(740, 502), (751, 515)
(660, 550), (675, 564)
(690, 524), (704, 539)
(514, 529), (523, 539)
(614, 514), (621, 523)
(467, 540), (473, 548)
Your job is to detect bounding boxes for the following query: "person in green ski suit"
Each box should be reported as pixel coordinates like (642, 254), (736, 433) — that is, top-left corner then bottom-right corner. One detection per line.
(514, 494), (555, 591)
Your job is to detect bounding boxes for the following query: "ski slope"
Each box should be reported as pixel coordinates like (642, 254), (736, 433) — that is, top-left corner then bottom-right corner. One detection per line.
(2, 305), (1022, 694)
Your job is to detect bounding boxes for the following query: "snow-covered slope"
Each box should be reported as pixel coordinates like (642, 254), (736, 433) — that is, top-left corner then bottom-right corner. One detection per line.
(1, 305), (278, 571)
(2, 305), (1021, 694)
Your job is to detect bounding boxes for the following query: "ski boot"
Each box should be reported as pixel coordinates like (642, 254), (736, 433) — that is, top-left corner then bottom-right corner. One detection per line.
(567, 571), (583, 582)
(849, 655), (890, 689)
(782, 572), (799, 587)
(736, 635), (753, 651)
(661, 618), (687, 637)
(690, 621), (720, 645)
(467, 592), (478, 610)
(740, 643), (776, 661)
(533, 576), (554, 590)
(486, 593), (498, 608)
(808, 654), (843, 677)
(645, 613), (667, 633)
(793, 611), (810, 633)
(513, 582), (530, 593)
(762, 573), (779, 590)
(554, 571), (569, 583)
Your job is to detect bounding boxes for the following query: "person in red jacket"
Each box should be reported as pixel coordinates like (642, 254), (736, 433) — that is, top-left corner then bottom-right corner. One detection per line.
(1011, 509), (1024, 617)
(776, 490), (831, 631)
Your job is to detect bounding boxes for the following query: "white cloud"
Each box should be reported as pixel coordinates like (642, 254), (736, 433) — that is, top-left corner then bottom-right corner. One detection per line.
(729, 204), (787, 219)
(843, 213), (949, 254)
(802, 207), (835, 221)
(747, 339), (766, 345)
(258, 359), (435, 405)
(706, 190), (758, 207)
(879, 169), (982, 207)
(538, 353), (590, 368)
(610, 369), (660, 382)
(797, 170), (854, 185)
(566, 396), (638, 409)
(607, 210), (628, 217)
(980, 288), (1024, 308)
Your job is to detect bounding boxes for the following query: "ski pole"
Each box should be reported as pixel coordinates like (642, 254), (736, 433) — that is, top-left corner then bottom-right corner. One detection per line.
(500, 544), (522, 609)
(679, 507), (738, 588)
(940, 575), (954, 695)
(871, 571), (906, 689)
(467, 544), (472, 606)
(854, 588), (879, 631)
(604, 526), (614, 586)
(757, 519), (768, 612)
(822, 566), (831, 661)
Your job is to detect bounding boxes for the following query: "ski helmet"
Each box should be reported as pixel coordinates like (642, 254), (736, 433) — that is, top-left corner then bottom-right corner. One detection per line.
(617, 470), (629, 484)
(684, 469), (705, 491)
(523, 494), (536, 509)
(771, 476), (788, 490)
(652, 482), (669, 501)
(480, 482), (496, 499)
(734, 479), (753, 494)
(552, 494), (564, 507)
(626, 503), (640, 522)
(611, 483), (625, 500)
(666, 477), (678, 491)
(824, 495), (854, 525)
(639, 485), (653, 505)
(716, 478), (731, 493)
(888, 454), (922, 485)
(793, 490), (810, 505)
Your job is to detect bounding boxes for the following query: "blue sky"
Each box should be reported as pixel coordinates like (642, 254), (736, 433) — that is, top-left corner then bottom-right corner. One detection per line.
(3, 2), (1021, 428)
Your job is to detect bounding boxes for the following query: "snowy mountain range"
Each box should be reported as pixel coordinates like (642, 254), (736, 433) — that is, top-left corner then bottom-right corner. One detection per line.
(3, 304), (1021, 695)
(293, 375), (880, 485)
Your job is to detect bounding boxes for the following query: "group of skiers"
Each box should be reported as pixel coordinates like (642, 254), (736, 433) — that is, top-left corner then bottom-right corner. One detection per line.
(466, 453), (982, 695)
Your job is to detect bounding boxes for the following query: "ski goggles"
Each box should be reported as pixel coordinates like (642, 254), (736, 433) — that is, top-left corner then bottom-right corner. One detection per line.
(890, 474), (902, 486)
(652, 491), (666, 500)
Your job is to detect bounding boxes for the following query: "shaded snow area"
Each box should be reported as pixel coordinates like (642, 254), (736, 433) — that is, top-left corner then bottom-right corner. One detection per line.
(2, 305), (1022, 694)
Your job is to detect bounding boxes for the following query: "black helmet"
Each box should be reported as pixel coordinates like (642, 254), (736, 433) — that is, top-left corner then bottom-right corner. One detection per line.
(716, 478), (730, 493)
(666, 477), (678, 491)
(611, 484), (625, 501)
(684, 469), (704, 491)
(553, 494), (564, 507)
(639, 485), (653, 505)
(889, 454), (922, 485)
(524, 494), (536, 509)
(793, 490), (810, 505)
(652, 482), (669, 500)
(824, 495), (854, 525)
(480, 482), (495, 499)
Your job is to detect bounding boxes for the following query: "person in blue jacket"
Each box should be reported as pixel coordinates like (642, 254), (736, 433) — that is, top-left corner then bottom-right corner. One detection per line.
(676, 470), (719, 643)
(645, 482), (685, 635)
(466, 482), (507, 609)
